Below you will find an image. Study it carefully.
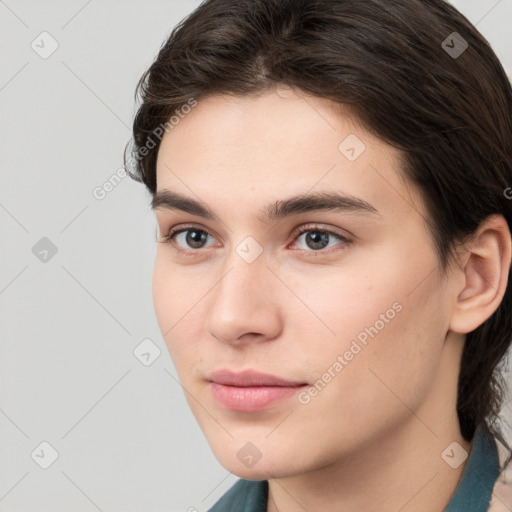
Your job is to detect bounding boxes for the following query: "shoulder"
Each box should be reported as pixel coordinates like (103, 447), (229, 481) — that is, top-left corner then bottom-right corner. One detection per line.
(207, 479), (268, 512)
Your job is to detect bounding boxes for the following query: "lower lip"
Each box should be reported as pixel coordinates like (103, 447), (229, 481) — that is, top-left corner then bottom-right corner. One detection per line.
(209, 382), (307, 412)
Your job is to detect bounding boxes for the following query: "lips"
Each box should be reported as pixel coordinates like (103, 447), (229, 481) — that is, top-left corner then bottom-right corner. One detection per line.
(206, 369), (308, 412)
(207, 369), (307, 387)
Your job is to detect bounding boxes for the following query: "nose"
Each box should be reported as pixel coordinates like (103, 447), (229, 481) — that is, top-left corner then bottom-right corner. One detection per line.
(204, 248), (283, 346)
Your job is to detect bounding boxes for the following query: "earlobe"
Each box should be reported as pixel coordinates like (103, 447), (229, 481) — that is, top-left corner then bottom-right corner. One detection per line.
(449, 214), (511, 334)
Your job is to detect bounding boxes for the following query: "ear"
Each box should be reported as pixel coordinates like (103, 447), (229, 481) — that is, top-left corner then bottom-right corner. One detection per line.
(449, 214), (512, 334)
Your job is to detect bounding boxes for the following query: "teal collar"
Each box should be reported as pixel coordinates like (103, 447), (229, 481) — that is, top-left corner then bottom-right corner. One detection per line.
(208, 423), (500, 512)
(444, 422), (501, 511)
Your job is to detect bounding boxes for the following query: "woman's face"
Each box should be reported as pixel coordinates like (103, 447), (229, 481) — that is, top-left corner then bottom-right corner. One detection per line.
(152, 87), (459, 479)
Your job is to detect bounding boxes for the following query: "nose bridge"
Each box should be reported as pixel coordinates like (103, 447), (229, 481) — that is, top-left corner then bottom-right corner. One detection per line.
(214, 243), (269, 311)
(205, 240), (281, 342)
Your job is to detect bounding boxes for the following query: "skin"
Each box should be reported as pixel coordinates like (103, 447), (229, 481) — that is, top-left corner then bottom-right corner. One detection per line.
(151, 86), (511, 512)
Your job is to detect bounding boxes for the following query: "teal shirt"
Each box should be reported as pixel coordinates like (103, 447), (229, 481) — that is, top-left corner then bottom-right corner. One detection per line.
(208, 423), (502, 512)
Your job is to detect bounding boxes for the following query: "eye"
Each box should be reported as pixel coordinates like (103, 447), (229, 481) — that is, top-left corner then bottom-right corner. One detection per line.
(289, 225), (351, 256)
(160, 223), (352, 258)
(174, 229), (211, 249)
(160, 224), (218, 254)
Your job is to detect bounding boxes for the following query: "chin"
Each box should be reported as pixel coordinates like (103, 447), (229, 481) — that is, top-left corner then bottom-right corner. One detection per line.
(212, 445), (308, 481)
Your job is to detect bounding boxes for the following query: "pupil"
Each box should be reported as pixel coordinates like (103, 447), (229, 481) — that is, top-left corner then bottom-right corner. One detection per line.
(307, 231), (328, 250)
(186, 230), (206, 248)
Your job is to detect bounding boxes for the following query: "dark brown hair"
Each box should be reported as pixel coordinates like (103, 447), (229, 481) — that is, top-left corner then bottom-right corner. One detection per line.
(126, 0), (512, 466)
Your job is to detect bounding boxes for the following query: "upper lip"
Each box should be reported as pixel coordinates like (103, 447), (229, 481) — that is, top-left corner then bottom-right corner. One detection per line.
(207, 369), (307, 387)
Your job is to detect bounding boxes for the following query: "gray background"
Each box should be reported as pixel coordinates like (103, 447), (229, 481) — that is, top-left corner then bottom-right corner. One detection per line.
(1, 1), (511, 511)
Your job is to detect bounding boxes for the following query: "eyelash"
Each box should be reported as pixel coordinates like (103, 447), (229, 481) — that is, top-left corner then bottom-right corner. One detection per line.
(159, 223), (352, 258)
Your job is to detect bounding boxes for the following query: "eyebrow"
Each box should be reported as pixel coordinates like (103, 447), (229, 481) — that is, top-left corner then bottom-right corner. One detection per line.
(151, 189), (380, 222)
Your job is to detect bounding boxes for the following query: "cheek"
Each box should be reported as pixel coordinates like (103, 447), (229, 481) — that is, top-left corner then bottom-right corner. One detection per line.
(287, 248), (447, 409)
(278, 261), (398, 356)
(152, 258), (174, 335)
(152, 252), (206, 328)
(152, 256), (197, 364)
(305, 279), (445, 436)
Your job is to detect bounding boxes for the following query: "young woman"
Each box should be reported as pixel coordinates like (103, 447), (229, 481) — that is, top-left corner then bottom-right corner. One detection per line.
(125, 0), (512, 510)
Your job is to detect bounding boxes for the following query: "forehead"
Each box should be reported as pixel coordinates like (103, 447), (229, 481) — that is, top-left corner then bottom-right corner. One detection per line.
(154, 89), (427, 224)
